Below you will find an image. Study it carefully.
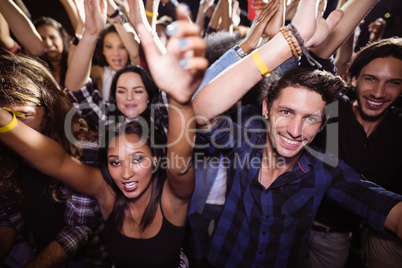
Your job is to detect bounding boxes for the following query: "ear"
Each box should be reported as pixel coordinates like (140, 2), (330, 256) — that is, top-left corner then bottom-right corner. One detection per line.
(351, 77), (357, 87)
(262, 97), (269, 119)
(320, 115), (329, 131)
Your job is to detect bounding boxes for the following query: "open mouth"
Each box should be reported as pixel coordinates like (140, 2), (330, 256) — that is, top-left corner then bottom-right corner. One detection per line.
(123, 181), (138, 192)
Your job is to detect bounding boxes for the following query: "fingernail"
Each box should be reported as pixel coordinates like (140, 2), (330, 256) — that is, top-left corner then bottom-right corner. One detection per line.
(179, 39), (188, 47)
(179, 60), (188, 67)
(166, 23), (178, 36)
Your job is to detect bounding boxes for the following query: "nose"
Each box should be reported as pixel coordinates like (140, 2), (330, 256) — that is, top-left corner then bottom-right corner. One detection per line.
(370, 81), (386, 99)
(113, 47), (120, 55)
(121, 162), (134, 180)
(43, 38), (52, 48)
(126, 90), (134, 101)
(287, 117), (303, 139)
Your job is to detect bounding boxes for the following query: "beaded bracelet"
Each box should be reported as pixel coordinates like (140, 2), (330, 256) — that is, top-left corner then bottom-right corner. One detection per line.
(251, 50), (271, 77)
(0, 107), (18, 133)
(287, 24), (323, 69)
(280, 26), (301, 58)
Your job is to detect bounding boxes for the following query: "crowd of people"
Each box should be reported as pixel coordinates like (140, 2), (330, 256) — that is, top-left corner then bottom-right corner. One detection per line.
(0, 0), (401, 267)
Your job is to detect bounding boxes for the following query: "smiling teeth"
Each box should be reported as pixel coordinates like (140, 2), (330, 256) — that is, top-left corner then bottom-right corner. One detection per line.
(367, 100), (382, 106)
(281, 136), (300, 145)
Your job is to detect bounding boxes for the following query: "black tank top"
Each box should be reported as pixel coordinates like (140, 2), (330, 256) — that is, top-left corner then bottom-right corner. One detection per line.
(102, 203), (185, 268)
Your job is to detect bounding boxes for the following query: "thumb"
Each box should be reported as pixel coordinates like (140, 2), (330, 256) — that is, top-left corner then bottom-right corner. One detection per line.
(325, 9), (344, 32)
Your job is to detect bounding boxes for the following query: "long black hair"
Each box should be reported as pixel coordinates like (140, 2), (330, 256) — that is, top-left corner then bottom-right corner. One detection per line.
(98, 121), (166, 231)
(108, 65), (168, 152)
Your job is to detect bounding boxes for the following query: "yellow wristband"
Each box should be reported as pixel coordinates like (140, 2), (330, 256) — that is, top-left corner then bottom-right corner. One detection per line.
(251, 50), (271, 77)
(0, 107), (18, 133)
(145, 10), (158, 17)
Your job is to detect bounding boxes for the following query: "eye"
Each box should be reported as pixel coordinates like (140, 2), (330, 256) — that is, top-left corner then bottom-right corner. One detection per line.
(364, 77), (375, 82)
(280, 110), (291, 115)
(132, 156), (144, 164)
(307, 116), (319, 123)
(134, 90), (144, 94)
(116, 89), (126, 94)
(109, 160), (121, 166)
(389, 80), (401, 86)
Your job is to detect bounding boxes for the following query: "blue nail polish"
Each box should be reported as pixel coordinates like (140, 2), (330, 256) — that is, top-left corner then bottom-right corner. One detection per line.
(166, 23), (178, 36)
(179, 39), (188, 47)
(179, 60), (188, 67)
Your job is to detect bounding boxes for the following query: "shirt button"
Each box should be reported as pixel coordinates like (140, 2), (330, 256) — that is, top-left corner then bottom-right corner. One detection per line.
(265, 215), (269, 219)
(259, 251), (263, 255)
(262, 231), (266, 235)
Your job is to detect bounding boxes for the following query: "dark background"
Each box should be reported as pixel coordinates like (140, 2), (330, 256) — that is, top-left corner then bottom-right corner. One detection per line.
(21, 0), (401, 50)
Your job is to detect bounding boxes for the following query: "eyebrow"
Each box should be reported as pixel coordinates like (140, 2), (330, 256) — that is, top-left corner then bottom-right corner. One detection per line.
(363, 74), (402, 81)
(276, 105), (322, 117)
(107, 151), (145, 159)
(116, 86), (145, 90)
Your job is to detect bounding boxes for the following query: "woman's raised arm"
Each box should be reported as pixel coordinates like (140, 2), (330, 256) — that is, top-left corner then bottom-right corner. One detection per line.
(0, 0), (44, 56)
(137, 4), (207, 202)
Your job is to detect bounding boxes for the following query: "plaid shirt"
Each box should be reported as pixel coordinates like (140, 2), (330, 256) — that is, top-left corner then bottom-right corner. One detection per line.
(66, 81), (169, 135)
(197, 117), (402, 267)
(66, 81), (115, 131)
(0, 148), (101, 258)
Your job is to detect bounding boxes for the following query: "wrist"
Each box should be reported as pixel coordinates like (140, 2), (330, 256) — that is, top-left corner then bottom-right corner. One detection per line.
(239, 42), (254, 55)
(0, 108), (18, 133)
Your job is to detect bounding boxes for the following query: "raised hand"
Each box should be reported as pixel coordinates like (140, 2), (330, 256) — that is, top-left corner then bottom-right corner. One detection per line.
(84, 0), (107, 37)
(292, 0), (343, 48)
(263, 0), (284, 39)
(368, 17), (386, 43)
(137, 5), (208, 104)
(285, 0), (300, 22)
(240, 0), (279, 53)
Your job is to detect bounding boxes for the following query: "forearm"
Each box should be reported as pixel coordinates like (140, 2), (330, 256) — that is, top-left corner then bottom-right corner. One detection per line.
(310, 0), (378, 59)
(145, 0), (160, 31)
(220, 0), (232, 32)
(0, 226), (16, 263)
(25, 241), (69, 268)
(0, 109), (73, 182)
(113, 22), (140, 65)
(195, 1), (207, 35)
(130, 0), (166, 54)
(207, 1), (222, 31)
(193, 33), (291, 124)
(166, 97), (195, 199)
(0, 13), (15, 50)
(334, 33), (353, 78)
(65, 33), (99, 91)
(384, 202), (402, 239)
(0, 0), (44, 56)
(60, 0), (79, 33)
